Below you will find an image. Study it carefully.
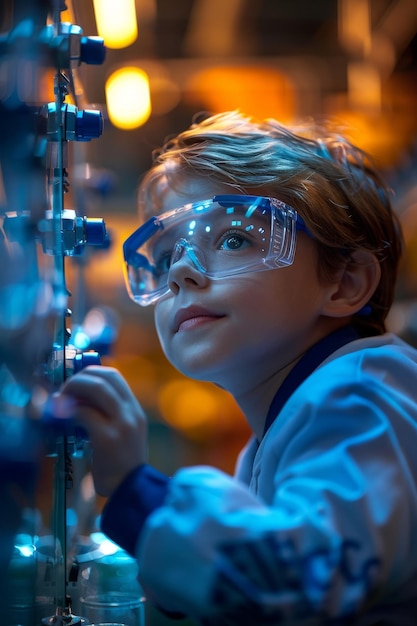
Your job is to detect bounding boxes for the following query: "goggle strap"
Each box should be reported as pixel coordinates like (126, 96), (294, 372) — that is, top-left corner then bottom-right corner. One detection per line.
(123, 216), (160, 261)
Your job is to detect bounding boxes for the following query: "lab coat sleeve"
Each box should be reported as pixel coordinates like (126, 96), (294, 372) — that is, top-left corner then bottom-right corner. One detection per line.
(101, 463), (169, 556)
(133, 356), (417, 625)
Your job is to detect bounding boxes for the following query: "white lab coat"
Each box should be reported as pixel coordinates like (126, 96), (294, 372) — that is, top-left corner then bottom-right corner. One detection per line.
(136, 333), (417, 624)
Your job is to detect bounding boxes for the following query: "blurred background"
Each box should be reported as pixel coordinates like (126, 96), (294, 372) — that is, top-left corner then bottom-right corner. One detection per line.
(2, 1), (417, 624)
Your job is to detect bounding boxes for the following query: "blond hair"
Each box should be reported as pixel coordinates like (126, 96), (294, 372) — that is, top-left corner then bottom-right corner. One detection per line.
(138, 111), (404, 336)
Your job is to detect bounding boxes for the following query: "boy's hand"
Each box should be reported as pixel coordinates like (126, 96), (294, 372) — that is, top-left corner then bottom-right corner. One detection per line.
(57, 366), (147, 497)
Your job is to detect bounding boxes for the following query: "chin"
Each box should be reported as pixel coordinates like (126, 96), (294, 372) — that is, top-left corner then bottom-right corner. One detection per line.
(166, 353), (219, 382)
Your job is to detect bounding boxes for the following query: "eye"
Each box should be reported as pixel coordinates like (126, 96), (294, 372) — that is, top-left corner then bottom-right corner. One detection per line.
(153, 249), (172, 277)
(218, 230), (251, 251)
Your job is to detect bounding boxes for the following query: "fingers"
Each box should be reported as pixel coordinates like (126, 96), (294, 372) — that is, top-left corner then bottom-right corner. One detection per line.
(60, 365), (144, 422)
(52, 365), (147, 452)
(61, 365), (135, 407)
(54, 365), (148, 496)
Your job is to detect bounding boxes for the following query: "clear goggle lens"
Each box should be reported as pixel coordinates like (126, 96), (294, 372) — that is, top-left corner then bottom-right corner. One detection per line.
(123, 194), (308, 306)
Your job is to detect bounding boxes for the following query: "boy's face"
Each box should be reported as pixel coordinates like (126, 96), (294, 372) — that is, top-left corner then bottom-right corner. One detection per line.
(153, 176), (342, 396)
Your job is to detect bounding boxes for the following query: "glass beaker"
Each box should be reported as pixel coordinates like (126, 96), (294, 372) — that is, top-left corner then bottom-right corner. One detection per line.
(80, 592), (145, 626)
(79, 539), (145, 626)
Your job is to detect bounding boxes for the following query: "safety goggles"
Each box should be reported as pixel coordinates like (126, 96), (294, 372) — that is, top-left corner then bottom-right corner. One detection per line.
(123, 194), (309, 306)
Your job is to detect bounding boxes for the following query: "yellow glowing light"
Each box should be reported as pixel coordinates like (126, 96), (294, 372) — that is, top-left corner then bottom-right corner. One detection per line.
(129, 61), (181, 116)
(105, 67), (151, 130)
(93, 0), (138, 49)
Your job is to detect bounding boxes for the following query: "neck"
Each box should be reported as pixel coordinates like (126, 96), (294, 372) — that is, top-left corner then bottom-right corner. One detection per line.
(230, 321), (358, 441)
(233, 353), (304, 440)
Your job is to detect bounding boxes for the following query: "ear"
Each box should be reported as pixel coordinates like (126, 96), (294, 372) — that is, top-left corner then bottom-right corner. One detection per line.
(321, 249), (381, 318)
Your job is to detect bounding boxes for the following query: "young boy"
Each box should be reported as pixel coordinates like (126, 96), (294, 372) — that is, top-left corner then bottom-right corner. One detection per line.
(60, 111), (417, 625)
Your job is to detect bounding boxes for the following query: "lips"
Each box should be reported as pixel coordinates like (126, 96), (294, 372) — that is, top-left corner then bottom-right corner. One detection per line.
(173, 305), (225, 332)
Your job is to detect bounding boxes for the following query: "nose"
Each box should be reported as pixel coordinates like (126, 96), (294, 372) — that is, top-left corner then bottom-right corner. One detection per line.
(167, 239), (209, 295)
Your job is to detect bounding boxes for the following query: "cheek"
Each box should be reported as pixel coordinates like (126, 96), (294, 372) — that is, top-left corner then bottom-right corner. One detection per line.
(242, 264), (324, 324)
(154, 299), (171, 342)
(154, 305), (164, 337)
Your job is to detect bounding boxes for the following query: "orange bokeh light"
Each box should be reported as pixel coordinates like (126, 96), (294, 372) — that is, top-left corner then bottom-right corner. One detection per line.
(184, 65), (296, 122)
